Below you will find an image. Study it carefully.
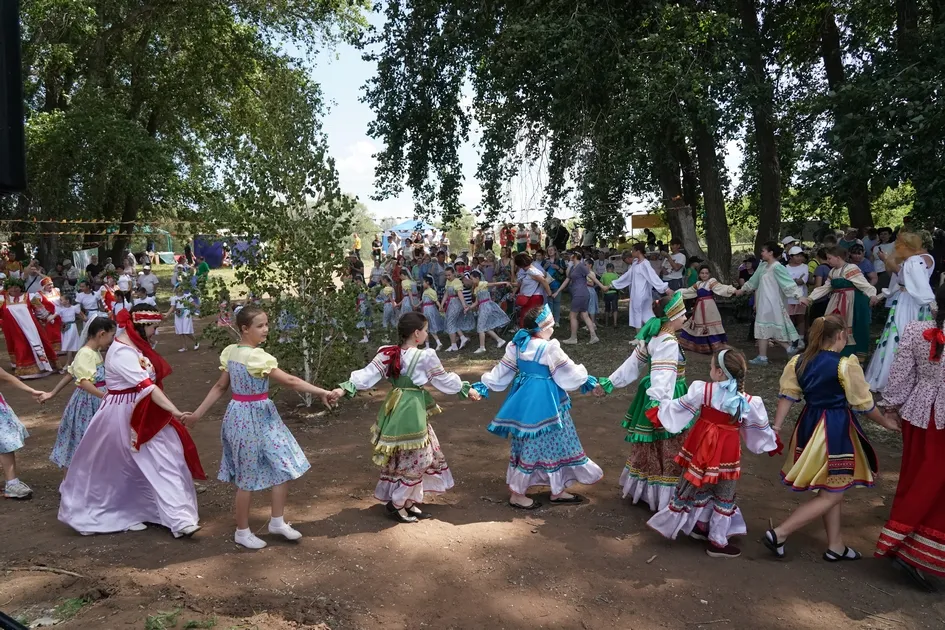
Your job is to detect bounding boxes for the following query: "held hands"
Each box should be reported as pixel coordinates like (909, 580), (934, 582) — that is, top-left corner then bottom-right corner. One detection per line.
(799, 297), (811, 306)
(468, 388), (482, 401)
(592, 384), (605, 398)
(869, 295), (880, 307)
(880, 409), (902, 432)
(327, 388), (346, 405)
(31, 389), (46, 404)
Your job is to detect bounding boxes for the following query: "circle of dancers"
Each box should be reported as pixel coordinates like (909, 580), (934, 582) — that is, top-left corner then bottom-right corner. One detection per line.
(0, 233), (942, 595)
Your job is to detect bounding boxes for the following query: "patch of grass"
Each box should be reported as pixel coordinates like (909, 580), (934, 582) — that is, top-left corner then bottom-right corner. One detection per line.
(183, 618), (217, 629)
(54, 597), (90, 619)
(145, 608), (181, 630)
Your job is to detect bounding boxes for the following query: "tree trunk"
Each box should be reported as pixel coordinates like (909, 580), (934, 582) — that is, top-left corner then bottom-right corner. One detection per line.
(655, 122), (707, 261)
(820, 5), (873, 228)
(110, 194), (139, 263)
(737, 0), (782, 252)
(896, 0), (919, 54)
(691, 114), (732, 282)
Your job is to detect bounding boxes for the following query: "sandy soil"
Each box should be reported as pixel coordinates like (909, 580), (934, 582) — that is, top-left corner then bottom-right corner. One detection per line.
(1, 319), (943, 630)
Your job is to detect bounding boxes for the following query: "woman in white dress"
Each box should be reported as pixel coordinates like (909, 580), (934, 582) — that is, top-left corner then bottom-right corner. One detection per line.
(866, 231), (935, 392)
(609, 244), (674, 329)
(737, 241), (801, 365)
(58, 304), (205, 538)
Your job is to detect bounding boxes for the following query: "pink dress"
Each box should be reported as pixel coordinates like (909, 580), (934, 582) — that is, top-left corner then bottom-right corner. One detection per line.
(58, 342), (199, 535)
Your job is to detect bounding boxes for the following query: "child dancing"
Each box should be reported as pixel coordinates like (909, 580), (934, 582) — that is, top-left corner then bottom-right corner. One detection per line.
(330, 312), (479, 523)
(442, 266), (472, 351)
(763, 315), (900, 561)
(677, 265), (738, 354)
(420, 275), (445, 350)
(644, 348), (780, 557)
(595, 293), (689, 511)
(184, 305), (333, 549)
(0, 367), (46, 498)
(469, 269), (510, 354)
(473, 304), (603, 509)
(42, 317), (117, 471)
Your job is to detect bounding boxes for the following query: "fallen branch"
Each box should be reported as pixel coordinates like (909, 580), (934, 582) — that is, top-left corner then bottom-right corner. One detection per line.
(4, 566), (85, 578)
(646, 554), (658, 564)
(852, 608), (904, 625)
(691, 621), (730, 626)
(867, 583), (893, 597)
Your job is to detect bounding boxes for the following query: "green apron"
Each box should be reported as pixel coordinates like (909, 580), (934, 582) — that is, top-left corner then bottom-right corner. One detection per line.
(370, 351), (440, 466)
(830, 277), (871, 357)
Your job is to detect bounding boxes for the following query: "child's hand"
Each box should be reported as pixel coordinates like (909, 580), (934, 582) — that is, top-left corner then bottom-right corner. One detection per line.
(592, 384), (605, 398)
(179, 412), (199, 427)
(327, 388), (345, 404)
(32, 390), (47, 404)
(468, 389), (482, 401)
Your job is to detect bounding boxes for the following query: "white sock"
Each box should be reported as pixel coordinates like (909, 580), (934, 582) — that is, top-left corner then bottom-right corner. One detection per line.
(6, 478), (18, 487)
(236, 527), (252, 536)
(270, 516), (285, 528)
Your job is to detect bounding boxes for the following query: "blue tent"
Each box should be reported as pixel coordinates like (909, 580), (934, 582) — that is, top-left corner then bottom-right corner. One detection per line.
(381, 220), (438, 252)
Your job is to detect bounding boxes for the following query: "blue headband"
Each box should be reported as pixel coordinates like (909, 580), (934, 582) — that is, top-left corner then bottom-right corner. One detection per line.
(510, 304), (554, 353)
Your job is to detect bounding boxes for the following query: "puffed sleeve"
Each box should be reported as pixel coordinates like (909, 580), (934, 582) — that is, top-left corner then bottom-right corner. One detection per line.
(839, 356), (875, 413)
(543, 339), (590, 392)
(644, 336), (682, 403)
(676, 286), (698, 300)
(607, 341), (648, 389)
(879, 322), (921, 410)
(480, 342), (520, 392)
(902, 256), (935, 307)
(219, 344), (236, 372)
(341, 351), (389, 394)
(609, 267), (633, 291)
(708, 279), (737, 298)
(246, 347), (279, 378)
(419, 348), (465, 395)
(110, 345), (153, 392)
(68, 348), (99, 383)
(778, 356), (802, 402)
(741, 396), (779, 454)
(653, 380), (706, 433)
(807, 278), (832, 302)
(843, 264), (877, 298)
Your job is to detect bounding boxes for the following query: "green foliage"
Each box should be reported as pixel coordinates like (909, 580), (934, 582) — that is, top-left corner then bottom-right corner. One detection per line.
(183, 618), (217, 629)
(145, 608), (181, 630)
(54, 597), (90, 620)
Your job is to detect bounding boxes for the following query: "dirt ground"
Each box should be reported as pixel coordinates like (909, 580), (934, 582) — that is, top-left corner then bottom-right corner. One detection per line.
(1, 317), (943, 630)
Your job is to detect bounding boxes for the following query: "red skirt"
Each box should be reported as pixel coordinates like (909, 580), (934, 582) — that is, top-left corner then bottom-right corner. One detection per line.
(516, 294), (545, 327)
(874, 417), (945, 577)
(675, 406), (741, 488)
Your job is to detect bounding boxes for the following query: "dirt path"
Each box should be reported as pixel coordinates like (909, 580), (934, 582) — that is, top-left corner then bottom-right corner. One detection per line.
(1, 321), (942, 629)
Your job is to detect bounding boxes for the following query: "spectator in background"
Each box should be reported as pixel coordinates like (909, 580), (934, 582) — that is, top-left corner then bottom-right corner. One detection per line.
(528, 222), (542, 251)
(23, 260), (44, 293)
(85, 255), (103, 283)
(872, 227), (895, 290)
(849, 244), (878, 286)
(862, 227), (878, 257)
(196, 255), (211, 282)
(838, 228), (861, 250)
(183, 244), (195, 265)
(353, 232), (362, 259)
(371, 234), (382, 265)
(483, 225), (494, 253)
(809, 248), (831, 323)
(515, 223), (528, 253)
(661, 238), (687, 290)
(138, 265), (159, 298)
(63, 260), (79, 296)
(49, 262), (66, 290)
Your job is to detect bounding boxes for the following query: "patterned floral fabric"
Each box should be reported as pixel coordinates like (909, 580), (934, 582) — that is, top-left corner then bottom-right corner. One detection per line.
(0, 396), (27, 454)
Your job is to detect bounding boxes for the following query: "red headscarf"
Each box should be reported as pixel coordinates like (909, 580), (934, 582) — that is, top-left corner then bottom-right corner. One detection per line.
(117, 309), (172, 387)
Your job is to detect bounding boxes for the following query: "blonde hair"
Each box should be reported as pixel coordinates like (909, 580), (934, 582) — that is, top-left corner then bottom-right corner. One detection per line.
(894, 231), (924, 260)
(796, 315), (845, 378)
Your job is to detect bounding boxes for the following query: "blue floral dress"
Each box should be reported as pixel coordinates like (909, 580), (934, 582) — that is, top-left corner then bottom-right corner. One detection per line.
(218, 345), (311, 491)
(0, 393), (27, 455)
(50, 347), (106, 468)
(421, 288), (445, 333)
(475, 283), (510, 332)
(444, 279), (473, 334)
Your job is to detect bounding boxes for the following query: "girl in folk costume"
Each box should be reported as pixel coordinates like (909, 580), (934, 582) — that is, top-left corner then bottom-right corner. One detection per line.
(58, 304), (206, 537)
(330, 312), (480, 524)
(469, 269), (510, 354)
(595, 293), (690, 511)
(57, 293), (84, 366)
(609, 244), (674, 329)
(866, 231), (935, 393)
(31, 276), (62, 354)
(0, 367), (47, 499)
(677, 265), (738, 354)
(785, 247), (810, 347)
(100, 272), (119, 318)
(472, 305), (603, 509)
(75, 279), (105, 346)
(802, 246), (878, 361)
(874, 286), (945, 591)
(645, 348), (781, 558)
(763, 315), (899, 561)
(167, 285), (198, 352)
(420, 274), (445, 350)
(111, 287), (130, 336)
(738, 241), (802, 366)
(185, 306), (334, 550)
(41, 317), (116, 472)
(398, 273), (420, 319)
(378, 274), (398, 335)
(441, 266), (472, 351)
(0, 277), (58, 379)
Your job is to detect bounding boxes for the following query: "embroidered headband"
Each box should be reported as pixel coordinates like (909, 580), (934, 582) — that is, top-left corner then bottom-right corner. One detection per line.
(40, 276), (53, 288)
(664, 291), (686, 322)
(531, 304), (554, 332)
(717, 349), (733, 379)
(131, 311), (163, 324)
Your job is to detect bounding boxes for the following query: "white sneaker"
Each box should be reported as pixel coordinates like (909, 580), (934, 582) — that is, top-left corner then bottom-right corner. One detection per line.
(786, 344), (799, 357)
(797, 340), (806, 350)
(446, 345), (458, 352)
(193, 343), (200, 351)
(473, 347), (486, 354)
(178, 348), (187, 353)
(459, 336), (469, 349)
(496, 339), (506, 349)
(268, 520), (303, 541)
(588, 336), (601, 345)
(748, 356), (769, 366)
(235, 529), (267, 549)
(3, 479), (32, 499)
(172, 524), (201, 539)
(561, 338), (578, 345)
(360, 337), (370, 344)
(125, 523), (147, 532)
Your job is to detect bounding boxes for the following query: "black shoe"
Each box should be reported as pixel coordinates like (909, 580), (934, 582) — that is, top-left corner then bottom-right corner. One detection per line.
(406, 505), (433, 520)
(894, 557), (937, 592)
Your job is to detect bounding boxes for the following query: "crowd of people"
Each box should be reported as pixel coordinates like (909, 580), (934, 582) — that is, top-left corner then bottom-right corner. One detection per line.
(0, 217), (940, 595)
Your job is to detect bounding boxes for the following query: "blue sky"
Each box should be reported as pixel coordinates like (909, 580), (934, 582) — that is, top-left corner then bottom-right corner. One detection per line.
(306, 20), (743, 224)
